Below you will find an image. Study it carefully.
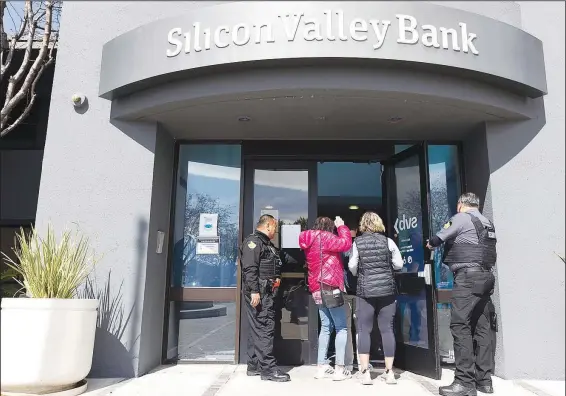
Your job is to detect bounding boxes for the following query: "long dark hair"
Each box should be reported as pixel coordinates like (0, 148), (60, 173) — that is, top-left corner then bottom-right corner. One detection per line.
(312, 216), (334, 233)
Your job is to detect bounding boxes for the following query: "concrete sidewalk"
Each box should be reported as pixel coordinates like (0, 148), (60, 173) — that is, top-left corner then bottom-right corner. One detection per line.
(84, 365), (565, 396)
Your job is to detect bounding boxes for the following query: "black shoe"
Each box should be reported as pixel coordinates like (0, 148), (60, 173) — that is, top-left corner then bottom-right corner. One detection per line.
(439, 382), (477, 396)
(261, 368), (291, 382)
(476, 384), (494, 394)
(246, 366), (261, 376)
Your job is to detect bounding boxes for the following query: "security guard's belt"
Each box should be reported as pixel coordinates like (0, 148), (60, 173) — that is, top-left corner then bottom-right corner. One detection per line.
(259, 278), (279, 293)
(455, 267), (490, 275)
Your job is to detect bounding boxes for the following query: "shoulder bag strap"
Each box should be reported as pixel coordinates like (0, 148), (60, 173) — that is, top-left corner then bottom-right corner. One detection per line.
(319, 232), (323, 286)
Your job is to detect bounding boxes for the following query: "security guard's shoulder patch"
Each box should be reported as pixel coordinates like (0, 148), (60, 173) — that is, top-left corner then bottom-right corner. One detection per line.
(247, 241), (257, 249)
(443, 221), (452, 229)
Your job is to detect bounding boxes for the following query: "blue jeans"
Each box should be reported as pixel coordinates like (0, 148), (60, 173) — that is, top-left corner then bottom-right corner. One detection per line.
(318, 304), (348, 366)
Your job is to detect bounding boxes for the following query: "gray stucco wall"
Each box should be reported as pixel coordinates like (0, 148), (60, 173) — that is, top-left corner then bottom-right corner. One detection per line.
(462, 124), (506, 377)
(35, 0), (563, 380)
(137, 126), (175, 375)
(34, 1), (224, 377)
(482, 2), (565, 380)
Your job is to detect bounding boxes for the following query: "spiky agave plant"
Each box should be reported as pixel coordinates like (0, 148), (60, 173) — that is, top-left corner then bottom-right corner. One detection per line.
(1, 225), (97, 298)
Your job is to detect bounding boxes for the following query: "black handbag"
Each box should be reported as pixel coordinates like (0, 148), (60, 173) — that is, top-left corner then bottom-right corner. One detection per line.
(319, 233), (344, 308)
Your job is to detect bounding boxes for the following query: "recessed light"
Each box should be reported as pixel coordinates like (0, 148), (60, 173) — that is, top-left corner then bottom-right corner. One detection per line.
(238, 116), (251, 122)
(349, 205), (359, 210)
(265, 205), (274, 210)
(388, 116), (403, 124)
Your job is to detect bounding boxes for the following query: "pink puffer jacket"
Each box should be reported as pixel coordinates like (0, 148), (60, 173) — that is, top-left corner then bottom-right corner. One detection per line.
(299, 225), (352, 294)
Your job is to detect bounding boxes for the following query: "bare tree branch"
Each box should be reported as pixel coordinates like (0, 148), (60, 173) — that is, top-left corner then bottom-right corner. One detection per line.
(1, 0), (55, 132)
(1, 0), (60, 137)
(0, 55), (54, 138)
(0, 1), (5, 41)
(1, 2), (30, 79)
(3, 1), (36, 107)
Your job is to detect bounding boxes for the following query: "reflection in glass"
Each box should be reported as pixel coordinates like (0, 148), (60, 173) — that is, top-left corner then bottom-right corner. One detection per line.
(391, 154), (428, 349)
(397, 294), (428, 348)
(169, 301), (236, 361)
(393, 155), (425, 274)
(428, 145), (461, 291)
(428, 145), (462, 363)
(171, 145), (241, 288)
(395, 144), (414, 154)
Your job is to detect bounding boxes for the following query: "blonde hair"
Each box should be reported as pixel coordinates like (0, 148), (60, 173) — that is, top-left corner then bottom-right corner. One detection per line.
(359, 212), (386, 233)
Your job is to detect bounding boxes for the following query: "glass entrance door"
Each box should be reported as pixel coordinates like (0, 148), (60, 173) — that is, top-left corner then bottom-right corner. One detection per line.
(383, 144), (441, 379)
(241, 161), (318, 365)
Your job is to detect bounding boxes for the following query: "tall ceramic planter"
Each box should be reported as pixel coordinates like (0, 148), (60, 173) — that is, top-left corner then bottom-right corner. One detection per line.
(1, 298), (99, 396)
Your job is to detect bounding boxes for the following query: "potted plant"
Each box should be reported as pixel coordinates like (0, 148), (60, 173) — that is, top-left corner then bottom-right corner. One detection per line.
(1, 225), (99, 396)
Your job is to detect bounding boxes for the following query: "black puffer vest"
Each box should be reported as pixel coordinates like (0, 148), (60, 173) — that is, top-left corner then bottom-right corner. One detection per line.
(355, 232), (396, 298)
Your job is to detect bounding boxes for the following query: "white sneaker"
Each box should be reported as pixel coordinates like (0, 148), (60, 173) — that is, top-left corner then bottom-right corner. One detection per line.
(315, 365), (334, 379)
(379, 369), (397, 384)
(359, 369), (373, 385)
(333, 368), (352, 381)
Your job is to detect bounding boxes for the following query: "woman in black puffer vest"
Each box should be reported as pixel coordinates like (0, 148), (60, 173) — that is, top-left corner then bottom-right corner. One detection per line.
(347, 212), (404, 385)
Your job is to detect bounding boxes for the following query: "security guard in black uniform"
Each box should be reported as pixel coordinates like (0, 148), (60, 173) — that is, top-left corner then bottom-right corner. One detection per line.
(427, 193), (497, 396)
(240, 214), (291, 382)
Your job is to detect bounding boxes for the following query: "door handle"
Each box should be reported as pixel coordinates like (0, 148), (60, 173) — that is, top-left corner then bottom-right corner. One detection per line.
(424, 263), (432, 286)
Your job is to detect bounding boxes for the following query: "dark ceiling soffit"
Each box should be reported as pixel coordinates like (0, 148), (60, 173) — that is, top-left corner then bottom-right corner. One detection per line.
(98, 58), (547, 102)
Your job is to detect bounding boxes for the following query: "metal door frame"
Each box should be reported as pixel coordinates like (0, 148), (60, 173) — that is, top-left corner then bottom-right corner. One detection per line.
(240, 159), (319, 365)
(382, 143), (441, 379)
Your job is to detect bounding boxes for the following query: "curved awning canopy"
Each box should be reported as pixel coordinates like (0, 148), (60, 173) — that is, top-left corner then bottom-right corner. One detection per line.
(99, 1), (547, 100)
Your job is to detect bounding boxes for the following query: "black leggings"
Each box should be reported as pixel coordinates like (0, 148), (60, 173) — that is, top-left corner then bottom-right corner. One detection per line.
(356, 295), (397, 357)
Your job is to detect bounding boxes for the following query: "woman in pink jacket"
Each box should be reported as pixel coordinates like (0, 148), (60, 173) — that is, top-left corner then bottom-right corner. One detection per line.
(299, 216), (352, 381)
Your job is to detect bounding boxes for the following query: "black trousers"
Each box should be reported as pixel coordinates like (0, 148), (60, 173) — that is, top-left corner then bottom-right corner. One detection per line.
(451, 269), (496, 387)
(245, 292), (276, 373)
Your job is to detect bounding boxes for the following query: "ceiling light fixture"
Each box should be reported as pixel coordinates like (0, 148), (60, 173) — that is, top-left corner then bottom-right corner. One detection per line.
(265, 205), (274, 210)
(349, 205), (359, 210)
(238, 116), (251, 122)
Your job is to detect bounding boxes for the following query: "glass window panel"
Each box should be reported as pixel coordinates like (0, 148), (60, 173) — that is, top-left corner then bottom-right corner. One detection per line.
(253, 169), (309, 340)
(167, 301), (236, 362)
(394, 144), (414, 154)
(428, 144), (462, 364)
(390, 155), (428, 349)
(392, 155), (425, 274)
(428, 145), (461, 291)
(171, 145), (241, 288)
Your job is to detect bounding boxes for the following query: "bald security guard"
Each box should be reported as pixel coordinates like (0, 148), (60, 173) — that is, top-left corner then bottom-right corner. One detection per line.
(240, 214), (291, 382)
(427, 193), (497, 396)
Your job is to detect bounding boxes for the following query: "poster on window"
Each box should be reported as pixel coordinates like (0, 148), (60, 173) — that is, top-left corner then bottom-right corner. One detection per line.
(198, 213), (218, 237)
(434, 247), (454, 290)
(395, 214), (425, 273)
(196, 236), (220, 255)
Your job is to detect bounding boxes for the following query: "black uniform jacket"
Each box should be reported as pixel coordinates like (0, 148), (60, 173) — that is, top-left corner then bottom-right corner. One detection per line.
(240, 230), (297, 294)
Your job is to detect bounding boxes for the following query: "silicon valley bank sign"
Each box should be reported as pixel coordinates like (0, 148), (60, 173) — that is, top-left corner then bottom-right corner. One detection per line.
(166, 10), (479, 58)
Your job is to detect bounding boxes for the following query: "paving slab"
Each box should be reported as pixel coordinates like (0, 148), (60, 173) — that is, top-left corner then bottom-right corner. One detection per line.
(82, 365), (564, 396)
(84, 365), (228, 396)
